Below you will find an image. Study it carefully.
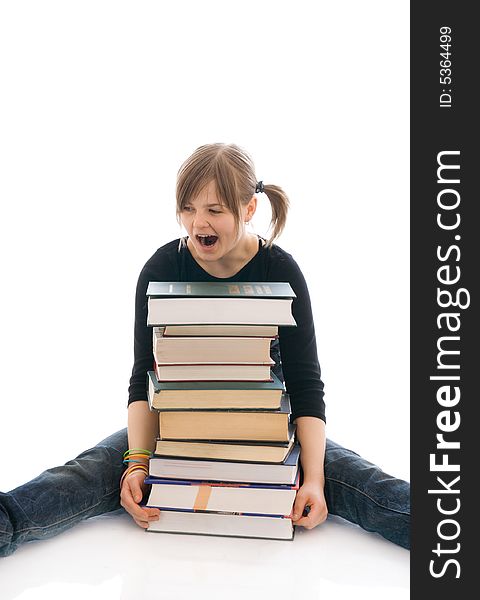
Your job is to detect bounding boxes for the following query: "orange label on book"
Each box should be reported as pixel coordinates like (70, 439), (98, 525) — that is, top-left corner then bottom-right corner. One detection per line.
(193, 485), (212, 510)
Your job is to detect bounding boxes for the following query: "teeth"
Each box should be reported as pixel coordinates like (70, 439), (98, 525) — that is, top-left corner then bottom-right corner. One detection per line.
(197, 234), (218, 247)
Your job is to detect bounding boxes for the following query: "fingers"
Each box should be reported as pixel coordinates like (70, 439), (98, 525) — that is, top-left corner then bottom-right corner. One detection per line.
(291, 490), (328, 529)
(132, 515), (157, 529)
(129, 506), (161, 529)
(120, 474), (160, 529)
(293, 502), (328, 529)
(291, 492), (309, 522)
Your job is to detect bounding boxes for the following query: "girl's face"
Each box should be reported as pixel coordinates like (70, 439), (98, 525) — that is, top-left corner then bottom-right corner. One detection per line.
(180, 180), (255, 263)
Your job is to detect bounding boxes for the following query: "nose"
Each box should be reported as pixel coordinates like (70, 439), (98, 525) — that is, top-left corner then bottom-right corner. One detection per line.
(192, 212), (210, 229)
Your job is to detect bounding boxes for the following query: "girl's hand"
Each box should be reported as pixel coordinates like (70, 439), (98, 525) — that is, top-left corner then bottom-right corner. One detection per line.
(120, 470), (160, 529)
(291, 479), (328, 529)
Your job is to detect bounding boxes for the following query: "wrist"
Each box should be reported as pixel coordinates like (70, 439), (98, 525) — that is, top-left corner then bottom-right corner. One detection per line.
(302, 471), (325, 485)
(122, 448), (152, 466)
(120, 463), (149, 488)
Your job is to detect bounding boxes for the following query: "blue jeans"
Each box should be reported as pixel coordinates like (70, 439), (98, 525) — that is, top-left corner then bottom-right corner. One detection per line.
(0, 429), (410, 556)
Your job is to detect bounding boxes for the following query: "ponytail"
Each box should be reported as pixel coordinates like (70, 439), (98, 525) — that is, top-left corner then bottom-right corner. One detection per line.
(261, 184), (290, 247)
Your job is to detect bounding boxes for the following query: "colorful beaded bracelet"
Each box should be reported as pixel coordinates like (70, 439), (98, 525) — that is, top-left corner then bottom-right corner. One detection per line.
(120, 463), (149, 488)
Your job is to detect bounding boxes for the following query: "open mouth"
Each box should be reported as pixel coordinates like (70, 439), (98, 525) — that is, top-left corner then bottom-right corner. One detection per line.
(196, 234), (218, 247)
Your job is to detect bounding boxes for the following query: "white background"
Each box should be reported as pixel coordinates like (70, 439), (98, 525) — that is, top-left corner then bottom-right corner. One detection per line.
(0, 0), (409, 504)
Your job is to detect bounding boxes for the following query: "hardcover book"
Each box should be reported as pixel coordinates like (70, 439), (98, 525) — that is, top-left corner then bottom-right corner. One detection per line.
(149, 443), (300, 484)
(145, 470), (300, 515)
(157, 394), (292, 442)
(146, 510), (294, 540)
(153, 430), (296, 463)
(152, 326), (274, 364)
(146, 281), (296, 327)
(153, 361), (275, 382)
(147, 281), (296, 298)
(162, 324), (279, 337)
(147, 369), (285, 411)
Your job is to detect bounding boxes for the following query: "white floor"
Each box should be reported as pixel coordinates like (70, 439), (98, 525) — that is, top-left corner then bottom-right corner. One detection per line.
(0, 509), (409, 600)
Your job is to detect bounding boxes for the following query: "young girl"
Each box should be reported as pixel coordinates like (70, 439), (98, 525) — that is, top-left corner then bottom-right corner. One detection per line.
(0, 143), (410, 557)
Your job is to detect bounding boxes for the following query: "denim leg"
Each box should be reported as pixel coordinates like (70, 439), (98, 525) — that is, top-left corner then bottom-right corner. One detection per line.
(324, 438), (410, 549)
(0, 428), (128, 557)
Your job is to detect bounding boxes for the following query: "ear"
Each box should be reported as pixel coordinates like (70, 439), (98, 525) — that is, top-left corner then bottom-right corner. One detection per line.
(244, 195), (257, 222)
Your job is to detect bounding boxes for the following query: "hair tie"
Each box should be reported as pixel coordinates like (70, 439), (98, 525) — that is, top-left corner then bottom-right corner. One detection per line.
(255, 181), (264, 194)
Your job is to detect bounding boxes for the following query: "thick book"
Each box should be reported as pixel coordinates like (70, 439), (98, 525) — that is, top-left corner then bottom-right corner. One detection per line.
(149, 443), (300, 484)
(147, 370), (285, 410)
(157, 394), (292, 442)
(146, 281), (296, 326)
(147, 281), (296, 298)
(145, 470), (299, 515)
(153, 326), (274, 364)
(153, 361), (275, 382)
(162, 324), (279, 337)
(146, 510), (294, 540)
(153, 426), (296, 463)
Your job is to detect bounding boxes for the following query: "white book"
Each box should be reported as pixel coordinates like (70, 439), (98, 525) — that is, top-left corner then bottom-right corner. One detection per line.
(146, 281), (296, 327)
(145, 475), (299, 516)
(146, 510), (294, 540)
(147, 297), (296, 326)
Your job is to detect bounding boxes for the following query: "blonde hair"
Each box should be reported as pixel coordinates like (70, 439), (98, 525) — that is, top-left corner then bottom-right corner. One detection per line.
(176, 143), (289, 246)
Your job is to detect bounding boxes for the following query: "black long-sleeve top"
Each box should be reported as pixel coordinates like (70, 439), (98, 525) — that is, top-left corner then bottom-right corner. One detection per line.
(128, 237), (326, 423)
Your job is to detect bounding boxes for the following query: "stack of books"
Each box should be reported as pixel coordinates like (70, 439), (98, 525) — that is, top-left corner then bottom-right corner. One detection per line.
(144, 281), (300, 540)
